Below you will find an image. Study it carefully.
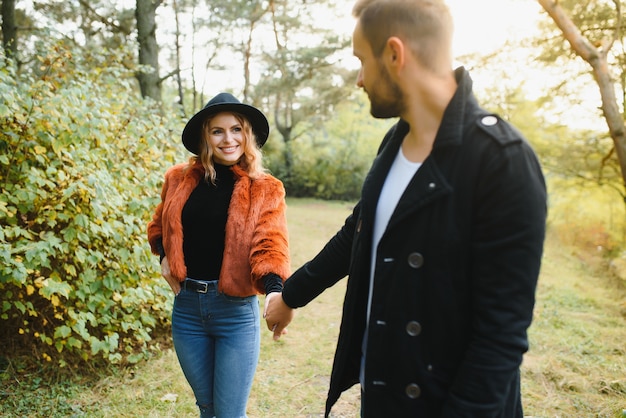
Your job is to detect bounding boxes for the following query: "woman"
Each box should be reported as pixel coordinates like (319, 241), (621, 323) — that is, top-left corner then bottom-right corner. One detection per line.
(147, 92), (290, 418)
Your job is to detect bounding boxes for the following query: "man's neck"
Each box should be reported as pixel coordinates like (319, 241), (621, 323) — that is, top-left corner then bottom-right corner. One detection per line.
(400, 72), (457, 163)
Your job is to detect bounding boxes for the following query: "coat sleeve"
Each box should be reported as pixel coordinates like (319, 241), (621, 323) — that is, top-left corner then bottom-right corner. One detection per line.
(249, 177), (291, 294)
(442, 137), (547, 416)
(282, 201), (361, 308)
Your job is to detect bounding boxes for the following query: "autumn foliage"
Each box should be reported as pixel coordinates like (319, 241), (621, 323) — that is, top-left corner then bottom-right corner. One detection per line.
(0, 43), (183, 366)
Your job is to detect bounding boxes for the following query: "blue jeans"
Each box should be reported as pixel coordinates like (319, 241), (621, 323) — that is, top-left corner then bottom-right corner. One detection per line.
(172, 279), (260, 418)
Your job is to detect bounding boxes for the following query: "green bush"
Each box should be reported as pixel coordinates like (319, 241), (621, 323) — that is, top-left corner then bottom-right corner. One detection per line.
(288, 142), (370, 200)
(0, 42), (182, 366)
(264, 99), (392, 201)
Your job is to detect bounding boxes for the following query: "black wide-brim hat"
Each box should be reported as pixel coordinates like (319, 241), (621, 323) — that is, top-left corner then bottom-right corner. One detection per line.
(182, 92), (270, 155)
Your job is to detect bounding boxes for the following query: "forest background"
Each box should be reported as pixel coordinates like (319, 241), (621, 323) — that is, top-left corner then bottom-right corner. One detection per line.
(0, 0), (625, 416)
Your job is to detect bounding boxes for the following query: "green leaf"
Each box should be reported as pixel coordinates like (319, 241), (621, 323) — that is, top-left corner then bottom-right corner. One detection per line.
(54, 325), (72, 339)
(40, 278), (72, 299)
(14, 301), (26, 314)
(66, 337), (82, 349)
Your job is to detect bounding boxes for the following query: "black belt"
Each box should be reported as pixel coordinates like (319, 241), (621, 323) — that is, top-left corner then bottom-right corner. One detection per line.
(182, 279), (216, 293)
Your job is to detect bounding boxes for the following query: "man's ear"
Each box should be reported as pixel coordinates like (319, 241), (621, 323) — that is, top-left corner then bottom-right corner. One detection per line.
(385, 36), (405, 71)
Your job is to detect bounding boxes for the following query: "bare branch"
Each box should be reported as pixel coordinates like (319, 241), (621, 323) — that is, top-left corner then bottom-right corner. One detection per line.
(537, 0), (603, 60)
(77, 0), (129, 35)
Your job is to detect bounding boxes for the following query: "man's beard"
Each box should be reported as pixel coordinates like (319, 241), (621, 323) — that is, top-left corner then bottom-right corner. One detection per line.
(369, 64), (403, 119)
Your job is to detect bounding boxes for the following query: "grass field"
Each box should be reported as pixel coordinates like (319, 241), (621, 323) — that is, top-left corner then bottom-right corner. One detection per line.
(1, 197), (625, 417)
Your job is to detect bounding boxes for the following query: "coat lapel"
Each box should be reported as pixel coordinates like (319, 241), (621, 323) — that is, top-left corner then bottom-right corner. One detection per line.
(385, 158), (452, 232)
(367, 69), (472, 235)
(162, 162), (204, 280)
(361, 123), (455, 237)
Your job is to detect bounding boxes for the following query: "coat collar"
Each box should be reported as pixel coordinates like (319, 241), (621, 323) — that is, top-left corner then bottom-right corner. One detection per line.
(360, 67), (477, 231)
(432, 66), (474, 150)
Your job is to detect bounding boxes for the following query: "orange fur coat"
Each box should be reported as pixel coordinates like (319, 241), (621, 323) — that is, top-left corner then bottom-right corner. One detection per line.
(147, 161), (290, 297)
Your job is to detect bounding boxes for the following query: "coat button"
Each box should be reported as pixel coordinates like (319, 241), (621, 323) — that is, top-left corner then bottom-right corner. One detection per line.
(406, 321), (422, 336)
(405, 383), (421, 399)
(407, 252), (424, 268)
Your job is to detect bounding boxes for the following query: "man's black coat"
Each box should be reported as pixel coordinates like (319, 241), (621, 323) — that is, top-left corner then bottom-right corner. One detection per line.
(283, 68), (547, 418)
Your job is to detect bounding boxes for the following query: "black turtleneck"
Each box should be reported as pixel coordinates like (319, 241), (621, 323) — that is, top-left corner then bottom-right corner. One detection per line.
(182, 163), (234, 281)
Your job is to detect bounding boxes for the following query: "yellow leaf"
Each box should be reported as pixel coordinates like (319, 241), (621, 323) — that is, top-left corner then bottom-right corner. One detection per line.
(33, 145), (46, 155)
(26, 285), (35, 295)
(51, 295), (60, 307)
(19, 328), (24, 334)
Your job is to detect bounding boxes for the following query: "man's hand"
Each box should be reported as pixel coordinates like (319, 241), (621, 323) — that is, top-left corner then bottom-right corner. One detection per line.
(263, 292), (294, 341)
(161, 256), (181, 296)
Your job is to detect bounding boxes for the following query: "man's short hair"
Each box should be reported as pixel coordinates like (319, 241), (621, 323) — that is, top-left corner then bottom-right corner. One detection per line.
(352, 0), (453, 72)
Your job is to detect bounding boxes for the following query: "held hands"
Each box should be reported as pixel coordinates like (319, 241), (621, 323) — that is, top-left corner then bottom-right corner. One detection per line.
(263, 292), (294, 341)
(161, 257), (181, 296)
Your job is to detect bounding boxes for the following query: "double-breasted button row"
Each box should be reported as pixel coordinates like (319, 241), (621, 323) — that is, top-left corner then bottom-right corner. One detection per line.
(407, 252), (424, 268)
(407, 253), (423, 338)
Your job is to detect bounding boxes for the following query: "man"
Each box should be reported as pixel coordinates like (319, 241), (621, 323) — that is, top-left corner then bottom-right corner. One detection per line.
(264, 0), (547, 416)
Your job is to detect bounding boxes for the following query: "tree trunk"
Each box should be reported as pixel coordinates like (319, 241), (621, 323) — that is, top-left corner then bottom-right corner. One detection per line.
(135, 0), (162, 102)
(1, 0), (18, 60)
(243, 23), (254, 102)
(538, 0), (626, 192)
(190, 4), (198, 115)
(242, 3), (266, 102)
(269, 0), (295, 180)
(172, 0), (184, 107)
(274, 94), (294, 176)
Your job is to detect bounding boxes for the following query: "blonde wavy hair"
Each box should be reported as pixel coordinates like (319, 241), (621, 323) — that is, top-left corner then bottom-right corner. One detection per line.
(189, 111), (267, 185)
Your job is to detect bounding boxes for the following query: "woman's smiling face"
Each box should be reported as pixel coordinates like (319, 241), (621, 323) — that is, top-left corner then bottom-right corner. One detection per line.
(207, 112), (245, 165)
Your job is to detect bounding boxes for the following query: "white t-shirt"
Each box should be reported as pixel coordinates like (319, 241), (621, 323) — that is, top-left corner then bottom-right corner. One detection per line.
(361, 147), (421, 387)
(367, 148), (421, 320)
